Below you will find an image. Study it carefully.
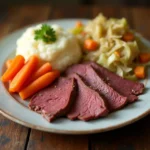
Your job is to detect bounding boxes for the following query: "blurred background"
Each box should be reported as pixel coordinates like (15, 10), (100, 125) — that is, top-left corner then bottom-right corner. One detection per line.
(0, 0), (150, 6)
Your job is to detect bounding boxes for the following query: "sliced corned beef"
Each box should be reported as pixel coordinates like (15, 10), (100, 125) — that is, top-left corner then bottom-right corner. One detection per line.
(66, 64), (127, 111)
(29, 77), (76, 122)
(67, 74), (109, 121)
(86, 62), (145, 102)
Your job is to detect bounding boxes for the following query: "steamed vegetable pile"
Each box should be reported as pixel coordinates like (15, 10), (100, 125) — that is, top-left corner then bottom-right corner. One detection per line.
(1, 55), (60, 100)
(70, 14), (150, 80)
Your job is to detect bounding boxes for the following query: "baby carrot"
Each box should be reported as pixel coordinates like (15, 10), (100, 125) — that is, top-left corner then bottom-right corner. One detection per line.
(19, 70), (60, 100)
(1, 55), (25, 82)
(6, 59), (13, 69)
(134, 66), (145, 79)
(30, 62), (52, 82)
(9, 55), (39, 92)
(84, 39), (99, 51)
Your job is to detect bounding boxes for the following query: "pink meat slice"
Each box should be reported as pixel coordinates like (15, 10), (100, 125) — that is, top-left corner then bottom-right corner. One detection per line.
(29, 77), (76, 122)
(66, 64), (127, 111)
(67, 74), (109, 121)
(86, 62), (145, 102)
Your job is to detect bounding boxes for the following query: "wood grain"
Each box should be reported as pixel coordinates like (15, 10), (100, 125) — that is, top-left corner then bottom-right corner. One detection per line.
(0, 5), (51, 39)
(132, 7), (150, 40)
(27, 130), (88, 150)
(50, 5), (91, 19)
(91, 6), (130, 18)
(89, 115), (150, 150)
(0, 115), (29, 150)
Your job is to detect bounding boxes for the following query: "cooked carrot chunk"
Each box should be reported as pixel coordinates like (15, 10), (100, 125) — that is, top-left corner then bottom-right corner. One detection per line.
(134, 66), (145, 79)
(139, 53), (150, 63)
(84, 39), (99, 51)
(122, 32), (134, 42)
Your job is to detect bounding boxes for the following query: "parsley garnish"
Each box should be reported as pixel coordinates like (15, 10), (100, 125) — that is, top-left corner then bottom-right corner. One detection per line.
(34, 24), (57, 43)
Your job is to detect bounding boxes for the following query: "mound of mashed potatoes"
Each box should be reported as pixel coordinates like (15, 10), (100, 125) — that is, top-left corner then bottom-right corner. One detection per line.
(16, 24), (82, 71)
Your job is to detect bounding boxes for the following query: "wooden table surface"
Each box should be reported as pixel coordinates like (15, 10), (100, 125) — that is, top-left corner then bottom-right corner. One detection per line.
(0, 5), (150, 150)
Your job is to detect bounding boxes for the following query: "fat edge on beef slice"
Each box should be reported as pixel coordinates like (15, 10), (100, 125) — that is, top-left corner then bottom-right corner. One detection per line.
(86, 61), (145, 102)
(66, 64), (127, 111)
(67, 74), (109, 121)
(29, 77), (76, 122)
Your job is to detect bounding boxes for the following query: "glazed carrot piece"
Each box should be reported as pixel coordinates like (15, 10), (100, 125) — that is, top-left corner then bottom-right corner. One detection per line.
(19, 70), (60, 100)
(6, 59), (13, 69)
(139, 53), (150, 63)
(134, 66), (145, 79)
(1, 55), (25, 82)
(122, 32), (134, 42)
(84, 39), (99, 51)
(30, 62), (52, 82)
(9, 55), (39, 92)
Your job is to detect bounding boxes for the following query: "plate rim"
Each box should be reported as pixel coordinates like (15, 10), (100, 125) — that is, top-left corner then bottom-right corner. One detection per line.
(0, 108), (149, 134)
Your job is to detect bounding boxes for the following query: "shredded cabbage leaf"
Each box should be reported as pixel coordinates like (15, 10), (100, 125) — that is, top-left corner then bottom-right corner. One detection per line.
(84, 37), (139, 78)
(83, 14), (140, 79)
(84, 14), (129, 40)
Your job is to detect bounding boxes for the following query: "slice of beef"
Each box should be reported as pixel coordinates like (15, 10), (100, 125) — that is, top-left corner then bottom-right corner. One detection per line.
(67, 74), (109, 121)
(29, 77), (76, 122)
(66, 64), (127, 111)
(86, 62), (145, 102)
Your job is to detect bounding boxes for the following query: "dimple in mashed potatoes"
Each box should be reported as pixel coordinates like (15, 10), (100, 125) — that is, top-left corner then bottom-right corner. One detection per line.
(16, 24), (82, 71)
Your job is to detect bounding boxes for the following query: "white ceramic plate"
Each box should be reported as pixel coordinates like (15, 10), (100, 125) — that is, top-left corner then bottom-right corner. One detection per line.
(0, 19), (150, 134)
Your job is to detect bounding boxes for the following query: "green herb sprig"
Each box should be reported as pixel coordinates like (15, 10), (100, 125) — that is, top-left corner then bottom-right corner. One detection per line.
(34, 24), (57, 43)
